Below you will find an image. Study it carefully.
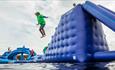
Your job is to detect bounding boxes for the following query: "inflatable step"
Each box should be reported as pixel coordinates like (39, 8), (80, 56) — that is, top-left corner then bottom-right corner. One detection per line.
(0, 59), (14, 64)
(94, 51), (115, 62)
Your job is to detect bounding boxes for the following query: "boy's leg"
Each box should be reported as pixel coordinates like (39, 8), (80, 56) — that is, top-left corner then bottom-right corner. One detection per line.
(42, 28), (46, 36)
(39, 24), (46, 38)
(39, 27), (44, 37)
(41, 24), (46, 36)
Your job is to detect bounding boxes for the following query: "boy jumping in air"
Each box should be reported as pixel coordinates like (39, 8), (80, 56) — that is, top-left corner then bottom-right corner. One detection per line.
(35, 12), (48, 38)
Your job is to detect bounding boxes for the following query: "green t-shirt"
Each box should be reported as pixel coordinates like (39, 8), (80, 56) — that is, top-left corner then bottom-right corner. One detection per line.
(36, 15), (46, 25)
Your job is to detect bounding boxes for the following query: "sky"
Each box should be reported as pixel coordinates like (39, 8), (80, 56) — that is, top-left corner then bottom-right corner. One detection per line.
(0, 0), (114, 54)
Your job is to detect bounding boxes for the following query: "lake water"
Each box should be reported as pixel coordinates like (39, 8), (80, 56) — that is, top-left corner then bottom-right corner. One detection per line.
(0, 62), (115, 70)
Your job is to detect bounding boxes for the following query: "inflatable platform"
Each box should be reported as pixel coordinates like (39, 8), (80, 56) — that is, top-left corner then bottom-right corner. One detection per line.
(0, 47), (38, 64)
(42, 1), (115, 63)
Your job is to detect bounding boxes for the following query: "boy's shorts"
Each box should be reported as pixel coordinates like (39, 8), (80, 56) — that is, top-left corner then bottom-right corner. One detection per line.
(40, 24), (45, 29)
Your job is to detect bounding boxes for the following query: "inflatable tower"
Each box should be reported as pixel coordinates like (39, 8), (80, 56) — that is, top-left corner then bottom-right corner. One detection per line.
(43, 1), (115, 63)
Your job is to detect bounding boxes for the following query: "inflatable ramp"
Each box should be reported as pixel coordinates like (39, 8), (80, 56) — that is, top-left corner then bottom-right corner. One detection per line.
(42, 1), (115, 63)
(83, 1), (115, 31)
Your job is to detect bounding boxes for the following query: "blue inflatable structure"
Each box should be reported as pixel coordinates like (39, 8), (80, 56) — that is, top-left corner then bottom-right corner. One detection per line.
(83, 1), (115, 31)
(7, 47), (31, 60)
(42, 1), (115, 63)
(0, 1), (114, 64)
(0, 47), (37, 64)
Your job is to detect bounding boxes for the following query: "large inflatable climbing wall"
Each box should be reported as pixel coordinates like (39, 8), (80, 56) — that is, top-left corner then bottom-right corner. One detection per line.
(43, 1), (115, 63)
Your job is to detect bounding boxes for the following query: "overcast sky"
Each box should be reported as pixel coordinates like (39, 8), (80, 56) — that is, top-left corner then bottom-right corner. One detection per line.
(0, 0), (114, 54)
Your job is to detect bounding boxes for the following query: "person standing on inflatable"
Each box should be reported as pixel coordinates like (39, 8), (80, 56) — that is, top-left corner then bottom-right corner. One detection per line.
(8, 47), (11, 53)
(43, 46), (48, 54)
(30, 49), (36, 57)
(35, 12), (48, 38)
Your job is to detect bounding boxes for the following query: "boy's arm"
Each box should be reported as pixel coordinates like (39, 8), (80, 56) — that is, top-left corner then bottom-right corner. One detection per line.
(42, 15), (48, 18)
(43, 16), (48, 18)
(36, 23), (39, 25)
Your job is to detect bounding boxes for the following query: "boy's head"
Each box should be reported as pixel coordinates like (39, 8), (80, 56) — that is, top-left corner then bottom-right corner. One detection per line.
(35, 12), (40, 16)
(73, 3), (76, 7)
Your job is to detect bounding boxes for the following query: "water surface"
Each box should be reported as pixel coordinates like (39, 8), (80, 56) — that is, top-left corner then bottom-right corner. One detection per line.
(0, 62), (115, 70)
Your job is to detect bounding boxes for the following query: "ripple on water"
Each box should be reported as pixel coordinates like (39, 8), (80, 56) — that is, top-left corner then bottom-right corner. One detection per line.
(0, 62), (114, 70)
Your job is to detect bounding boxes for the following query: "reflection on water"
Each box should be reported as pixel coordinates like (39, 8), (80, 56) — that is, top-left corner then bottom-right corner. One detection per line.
(0, 62), (115, 70)
(52, 62), (109, 70)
